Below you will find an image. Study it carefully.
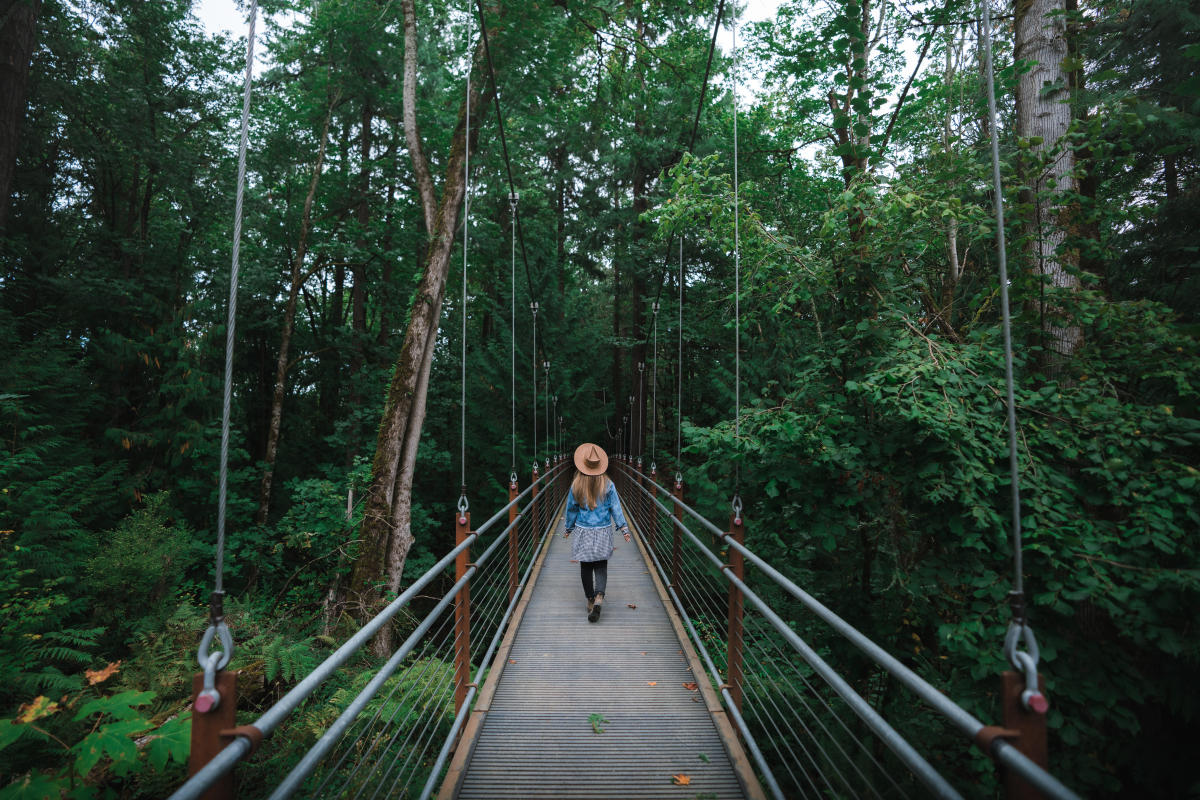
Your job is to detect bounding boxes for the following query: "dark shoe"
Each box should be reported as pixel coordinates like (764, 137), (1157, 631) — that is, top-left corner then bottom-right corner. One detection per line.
(588, 593), (603, 622)
(586, 598), (594, 615)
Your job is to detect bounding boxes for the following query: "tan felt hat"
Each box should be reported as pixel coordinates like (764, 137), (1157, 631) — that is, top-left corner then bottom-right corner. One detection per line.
(573, 443), (609, 476)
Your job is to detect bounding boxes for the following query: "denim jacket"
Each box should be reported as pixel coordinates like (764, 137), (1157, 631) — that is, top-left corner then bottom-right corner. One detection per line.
(564, 479), (628, 532)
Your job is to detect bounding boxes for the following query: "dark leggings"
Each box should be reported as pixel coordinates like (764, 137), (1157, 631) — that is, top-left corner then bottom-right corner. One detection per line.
(580, 560), (608, 600)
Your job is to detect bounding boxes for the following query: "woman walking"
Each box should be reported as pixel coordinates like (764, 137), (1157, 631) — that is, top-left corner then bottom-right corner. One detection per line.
(563, 443), (631, 622)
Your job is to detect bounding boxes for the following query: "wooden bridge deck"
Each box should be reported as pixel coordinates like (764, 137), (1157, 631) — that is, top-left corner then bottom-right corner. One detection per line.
(439, 497), (764, 800)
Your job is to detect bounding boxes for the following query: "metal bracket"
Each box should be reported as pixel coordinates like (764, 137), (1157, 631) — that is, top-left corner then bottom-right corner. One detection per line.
(1004, 622), (1048, 713)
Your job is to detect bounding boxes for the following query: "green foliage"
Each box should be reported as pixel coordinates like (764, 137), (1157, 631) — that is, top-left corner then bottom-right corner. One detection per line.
(85, 493), (199, 646)
(0, 677), (190, 798)
(0, 532), (101, 706)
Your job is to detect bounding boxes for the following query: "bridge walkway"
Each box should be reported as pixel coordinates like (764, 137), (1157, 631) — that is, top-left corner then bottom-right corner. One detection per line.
(438, 501), (764, 799)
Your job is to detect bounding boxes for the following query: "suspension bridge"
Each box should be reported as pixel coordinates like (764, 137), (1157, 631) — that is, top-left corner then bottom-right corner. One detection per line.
(174, 458), (1078, 800)
(172, 0), (1085, 796)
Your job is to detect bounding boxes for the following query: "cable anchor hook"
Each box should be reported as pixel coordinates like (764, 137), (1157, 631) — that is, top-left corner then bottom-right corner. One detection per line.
(195, 620), (233, 713)
(1004, 622), (1048, 713)
(732, 494), (743, 526)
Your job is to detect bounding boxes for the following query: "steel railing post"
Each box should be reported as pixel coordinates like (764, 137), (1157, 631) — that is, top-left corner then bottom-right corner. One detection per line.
(647, 465), (658, 555)
(507, 476), (519, 603)
(187, 671), (238, 800)
(531, 463), (541, 538)
(454, 510), (472, 715)
(726, 511), (746, 713)
(636, 461), (647, 532)
(671, 476), (684, 591)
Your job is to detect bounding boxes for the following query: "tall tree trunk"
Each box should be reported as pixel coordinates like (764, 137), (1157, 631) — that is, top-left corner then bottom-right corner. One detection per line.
(0, 0), (40, 231)
(346, 99), (372, 468)
(255, 97), (337, 526)
(1016, 0), (1081, 369)
(348, 0), (489, 647)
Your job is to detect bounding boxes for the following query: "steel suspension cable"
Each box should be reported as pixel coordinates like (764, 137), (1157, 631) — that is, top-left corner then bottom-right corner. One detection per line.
(676, 238), (683, 469)
(531, 302), (538, 470)
(203, 0), (257, 684)
(460, 0), (471, 502)
(510, 193), (518, 475)
(731, 12), (741, 495)
(980, 0), (1042, 696)
(473, 0), (536, 300)
(646, 0), (729, 321)
(651, 302), (659, 469)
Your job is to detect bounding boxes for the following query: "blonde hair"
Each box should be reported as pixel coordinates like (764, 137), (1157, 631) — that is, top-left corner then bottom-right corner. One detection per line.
(571, 473), (609, 510)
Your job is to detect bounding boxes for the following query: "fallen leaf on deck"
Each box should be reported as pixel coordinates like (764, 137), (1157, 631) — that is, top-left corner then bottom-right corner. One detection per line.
(671, 774), (691, 786)
(683, 682), (698, 691)
(641, 651), (647, 655)
(692, 696), (701, 702)
(627, 603), (637, 609)
(508, 659), (517, 664)
(698, 753), (711, 763)
(647, 681), (657, 686)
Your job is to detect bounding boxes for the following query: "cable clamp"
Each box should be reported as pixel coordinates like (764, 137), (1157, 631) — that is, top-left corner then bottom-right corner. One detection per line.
(221, 724), (266, 755)
(973, 725), (1020, 758)
(1004, 621), (1048, 713)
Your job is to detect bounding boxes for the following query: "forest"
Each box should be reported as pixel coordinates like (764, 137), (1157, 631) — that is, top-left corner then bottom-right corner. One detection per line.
(0, 0), (1197, 796)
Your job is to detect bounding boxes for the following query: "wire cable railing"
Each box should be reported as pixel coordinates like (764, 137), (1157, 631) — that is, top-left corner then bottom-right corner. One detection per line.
(171, 460), (572, 800)
(610, 459), (1081, 800)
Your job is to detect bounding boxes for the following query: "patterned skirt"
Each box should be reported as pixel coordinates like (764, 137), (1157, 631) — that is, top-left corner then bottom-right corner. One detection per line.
(571, 523), (614, 563)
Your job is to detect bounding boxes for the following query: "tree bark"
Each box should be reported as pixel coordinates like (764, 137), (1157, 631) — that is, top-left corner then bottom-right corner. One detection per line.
(1015, 0), (1081, 368)
(0, 0), (40, 231)
(349, 0), (489, 641)
(255, 96), (337, 526)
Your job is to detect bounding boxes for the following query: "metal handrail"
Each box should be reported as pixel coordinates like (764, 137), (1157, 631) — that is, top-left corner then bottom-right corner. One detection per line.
(170, 461), (571, 800)
(613, 464), (958, 799)
(612, 461), (1081, 800)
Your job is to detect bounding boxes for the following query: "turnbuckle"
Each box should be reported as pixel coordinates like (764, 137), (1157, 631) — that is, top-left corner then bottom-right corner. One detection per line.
(1004, 622), (1048, 713)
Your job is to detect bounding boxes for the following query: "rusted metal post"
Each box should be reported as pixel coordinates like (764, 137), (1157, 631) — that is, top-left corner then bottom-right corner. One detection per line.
(648, 465), (658, 555)
(636, 460), (647, 533)
(531, 463), (541, 536)
(507, 476), (520, 603)
(188, 670), (238, 800)
(726, 512), (746, 712)
(1001, 671), (1048, 800)
(454, 510), (472, 715)
(671, 476), (684, 590)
